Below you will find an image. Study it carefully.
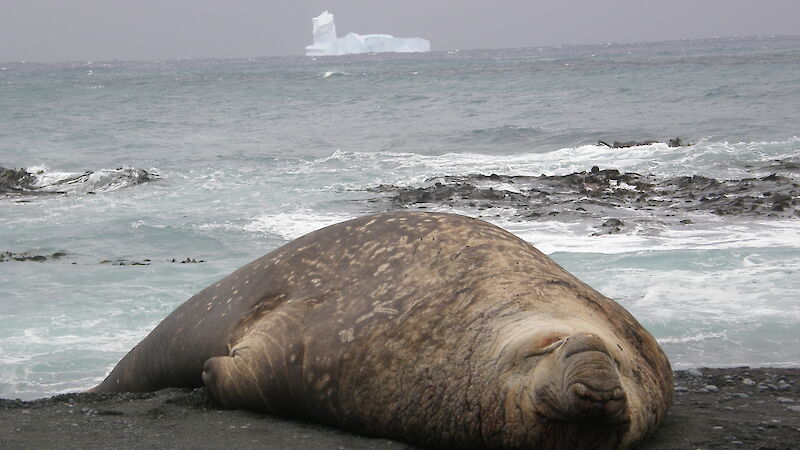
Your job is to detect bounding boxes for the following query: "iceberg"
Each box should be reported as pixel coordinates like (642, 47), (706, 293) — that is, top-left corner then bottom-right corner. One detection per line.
(305, 11), (430, 56)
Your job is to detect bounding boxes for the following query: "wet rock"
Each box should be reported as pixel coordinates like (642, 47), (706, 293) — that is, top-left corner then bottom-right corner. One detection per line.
(1, 251), (69, 263)
(688, 369), (704, 377)
(100, 259), (151, 266)
(0, 167), (35, 193)
(171, 258), (206, 264)
(668, 137), (684, 147)
(0, 166), (157, 198)
(602, 218), (624, 228)
(597, 139), (660, 148)
(369, 160), (799, 226)
(593, 218), (625, 236)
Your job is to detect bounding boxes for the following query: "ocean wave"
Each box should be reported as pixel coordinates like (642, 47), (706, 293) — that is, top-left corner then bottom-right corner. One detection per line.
(1, 165), (158, 197)
(321, 70), (350, 78)
(659, 332), (728, 344)
(296, 136), (799, 189)
(502, 217), (800, 255)
(243, 210), (354, 241)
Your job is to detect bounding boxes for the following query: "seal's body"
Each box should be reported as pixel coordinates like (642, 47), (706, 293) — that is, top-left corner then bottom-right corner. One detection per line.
(95, 212), (671, 449)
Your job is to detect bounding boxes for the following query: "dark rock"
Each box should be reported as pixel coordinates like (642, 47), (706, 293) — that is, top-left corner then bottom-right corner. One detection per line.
(613, 140), (659, 148)
(174, 258), (206, 264)
(0, 166), (156, 198)
(0, 167), (35, 193)
(100, 259), (151, 266)
(597, 138), (686, 148)
(1, 251), (69, 263)
(368, 161), (799, 225)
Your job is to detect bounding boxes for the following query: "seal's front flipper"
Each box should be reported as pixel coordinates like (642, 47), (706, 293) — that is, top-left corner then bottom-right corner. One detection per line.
(202, 314), (307, 414)
(203, 349), (275, 412)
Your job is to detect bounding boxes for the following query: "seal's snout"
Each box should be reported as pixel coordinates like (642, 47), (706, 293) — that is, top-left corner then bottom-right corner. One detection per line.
(559, 333), (628, 422)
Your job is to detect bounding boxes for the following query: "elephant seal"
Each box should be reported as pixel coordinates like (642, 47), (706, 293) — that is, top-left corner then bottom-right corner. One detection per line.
(94, 211), (672, 449)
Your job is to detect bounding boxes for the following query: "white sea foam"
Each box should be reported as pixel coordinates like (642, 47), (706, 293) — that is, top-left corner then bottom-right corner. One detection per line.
(307, 136), (799, 187)
(243, 210), (354, 241)
(322, 71), (350, 78)
(658, 332), (729, 344)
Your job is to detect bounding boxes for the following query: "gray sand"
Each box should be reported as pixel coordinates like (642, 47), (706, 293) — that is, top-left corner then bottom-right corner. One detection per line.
(2, 368), (799, 449)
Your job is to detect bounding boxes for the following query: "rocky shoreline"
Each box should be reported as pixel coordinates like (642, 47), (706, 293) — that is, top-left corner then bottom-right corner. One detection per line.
(0, 166), (156, 198)
(2, 368), (798, 449)
(369, 160), (800, 227)
(1, 251), (207, 266)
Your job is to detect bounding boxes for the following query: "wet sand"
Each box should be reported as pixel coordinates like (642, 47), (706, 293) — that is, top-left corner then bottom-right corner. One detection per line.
(2, 368), (798, 449)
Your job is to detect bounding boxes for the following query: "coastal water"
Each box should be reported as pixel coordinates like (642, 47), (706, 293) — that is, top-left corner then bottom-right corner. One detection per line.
(1, 36), (799, 400)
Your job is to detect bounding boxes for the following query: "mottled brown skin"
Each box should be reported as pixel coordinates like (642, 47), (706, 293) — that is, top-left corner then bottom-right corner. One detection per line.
(94, 212), (672, 449)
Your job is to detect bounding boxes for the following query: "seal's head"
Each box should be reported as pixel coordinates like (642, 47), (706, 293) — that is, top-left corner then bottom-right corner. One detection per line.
(490, 310), (672, 449)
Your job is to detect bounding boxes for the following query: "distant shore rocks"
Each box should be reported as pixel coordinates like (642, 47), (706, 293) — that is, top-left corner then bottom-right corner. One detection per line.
(0, 251), (67, 263)
(368, 159), (799, 233)
(0, 167), (36, 194)
(597, 137), (686, 148)
(100, 259), (152, 266)
(99, 257), (207, 266)
(3, 252), (206, 266)
(0, 166), (157, 198)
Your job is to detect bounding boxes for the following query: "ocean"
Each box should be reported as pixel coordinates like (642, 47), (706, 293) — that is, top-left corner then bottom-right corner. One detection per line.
(1, 35), (798, 400)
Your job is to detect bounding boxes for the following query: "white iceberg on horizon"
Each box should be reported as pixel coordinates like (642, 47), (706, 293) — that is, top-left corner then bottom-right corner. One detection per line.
(305, 11), (430, 56)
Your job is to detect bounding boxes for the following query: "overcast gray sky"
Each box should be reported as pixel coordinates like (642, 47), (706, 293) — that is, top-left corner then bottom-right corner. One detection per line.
(2, 0), (798, 63)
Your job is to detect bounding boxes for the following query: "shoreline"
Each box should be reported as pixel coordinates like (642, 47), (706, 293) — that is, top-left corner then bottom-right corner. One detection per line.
(2, 368), (799, 449)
